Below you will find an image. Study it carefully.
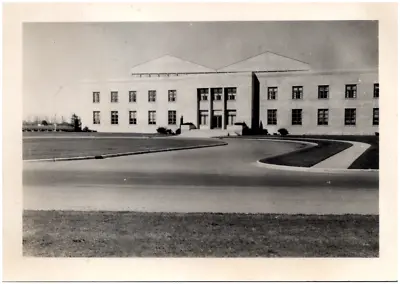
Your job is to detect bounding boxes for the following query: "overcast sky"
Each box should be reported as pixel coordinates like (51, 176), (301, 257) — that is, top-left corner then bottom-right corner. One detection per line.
(23, 21), (378, 120)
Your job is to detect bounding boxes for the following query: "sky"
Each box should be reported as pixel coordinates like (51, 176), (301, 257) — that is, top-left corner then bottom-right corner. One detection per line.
(23, 21), (378, 121)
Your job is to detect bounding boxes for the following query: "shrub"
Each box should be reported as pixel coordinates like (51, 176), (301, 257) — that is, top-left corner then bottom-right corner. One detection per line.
(175, 128), (181, 135)
(262, 129), (269, 135)
(82, 126), (89, 132)
(278, 128), (289, 136)
(157, 127), (168, 135)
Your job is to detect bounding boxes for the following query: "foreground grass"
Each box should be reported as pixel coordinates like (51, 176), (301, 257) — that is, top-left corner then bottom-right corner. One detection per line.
(23, 210), (379, 257)
(23, 137), (221, 160)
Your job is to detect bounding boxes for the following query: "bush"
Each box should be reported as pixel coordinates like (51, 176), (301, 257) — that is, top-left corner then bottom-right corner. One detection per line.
(262, 129), (269, 135)
(157, 127), (168, 135)
(82, 126), (89, 132)
(175, 128), (181, 135)
(278, 128), (289, 136)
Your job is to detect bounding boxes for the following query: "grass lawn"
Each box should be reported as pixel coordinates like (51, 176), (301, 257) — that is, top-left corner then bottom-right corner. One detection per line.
(259, 138), (352, 168)
(23, 137), (223, 160)
(285, 135), (379, 169)
(23, 210), (379, 257)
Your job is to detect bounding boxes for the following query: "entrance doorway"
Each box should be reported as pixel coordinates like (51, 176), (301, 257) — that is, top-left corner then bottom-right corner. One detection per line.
(211, 115), (222, 129)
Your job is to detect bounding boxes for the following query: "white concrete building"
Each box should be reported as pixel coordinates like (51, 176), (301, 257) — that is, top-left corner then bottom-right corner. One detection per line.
(80, 52), (379, 135)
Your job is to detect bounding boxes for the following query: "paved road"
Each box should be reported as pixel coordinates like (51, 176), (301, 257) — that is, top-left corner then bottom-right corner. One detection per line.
(23, 139), (379, 214)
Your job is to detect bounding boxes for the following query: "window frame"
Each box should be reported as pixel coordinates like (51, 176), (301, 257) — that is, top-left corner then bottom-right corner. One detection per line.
(345, 84), (357, 99)
(291, 109), (303, 125)
(111, 91), (118, 103)
(168, 90), (177, 102)
(317, 109), (329, 126)
(267, 109), (277, 125)
(129, 111), (137, 125)
(226, 88), (237, 101)
(344, 108), (357, 126)
(148, 90), (157, 102)
(267, 87), (278, 100)
(168, 110), (177, 125)
(93, 92), (100, 103)
(292, 86), (303, 100)
(373, 83), (379, 98)
(129, 91), (137, 103)
(148, 110), (156, 125)
(373, 108), (379, 125)
(93, 111), (100, 124)
(318, 85), (329, 99)
(111, 111), (119, 125)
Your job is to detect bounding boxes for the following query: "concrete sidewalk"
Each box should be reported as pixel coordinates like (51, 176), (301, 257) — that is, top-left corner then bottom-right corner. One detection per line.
(312, 140), (371, 169)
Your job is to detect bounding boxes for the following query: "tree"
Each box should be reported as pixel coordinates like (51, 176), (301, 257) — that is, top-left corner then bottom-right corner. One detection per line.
(71, 113), (82, 132)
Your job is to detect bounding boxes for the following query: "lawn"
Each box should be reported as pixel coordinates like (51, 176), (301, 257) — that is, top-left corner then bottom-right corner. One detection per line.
(23, 210), (379, 257)
(284, 135), (379, 169)
(23, 136), (224, 160)
(259, 138), (352, 168)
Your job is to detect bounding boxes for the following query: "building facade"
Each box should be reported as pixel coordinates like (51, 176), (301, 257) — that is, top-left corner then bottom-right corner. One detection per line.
(81, 53), (379, 135)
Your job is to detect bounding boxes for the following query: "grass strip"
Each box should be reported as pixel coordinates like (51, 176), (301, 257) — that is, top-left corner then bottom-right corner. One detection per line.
(259, 139), (352, 168)
(23, 210), (378, 257)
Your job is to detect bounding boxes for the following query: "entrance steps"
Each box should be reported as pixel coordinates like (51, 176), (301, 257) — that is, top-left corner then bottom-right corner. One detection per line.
(178, 129), (240, 138)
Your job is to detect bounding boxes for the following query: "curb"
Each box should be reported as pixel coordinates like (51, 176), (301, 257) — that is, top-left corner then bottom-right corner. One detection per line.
(24, 141), (228, 162)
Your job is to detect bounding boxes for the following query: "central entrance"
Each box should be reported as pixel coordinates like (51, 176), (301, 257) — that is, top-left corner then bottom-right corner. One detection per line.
(211, 114), (222, 129)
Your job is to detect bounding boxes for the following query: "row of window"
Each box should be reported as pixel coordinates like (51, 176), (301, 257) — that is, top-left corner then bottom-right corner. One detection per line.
(93, 90), (177, 103)
(93, 110), (177, 125)
(197, 88), (237, 101)
(267, 84), (379, 100)
(266, 108), (379, 126)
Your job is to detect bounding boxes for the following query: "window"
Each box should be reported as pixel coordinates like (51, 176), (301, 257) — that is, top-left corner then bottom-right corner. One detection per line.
(168, 110), (177, 125)
(199, 110), (208, 125)
(148, 111), (156, 125)
(168, 90), (177, 102)
(227, 110), (236, 125)
(318, 85), (329, 99)
(212, 88), (222, 101)
(292, 109), (302, 125)
(93, 92), (100, 103)
(111, 91), (118, 103)
(317, 109), (329, 125)
(129, 111), (137, 125)
(93, 111), (100, 124)
(373, 108), (379, 125)
(148, 90), (156, 102)
(111, 111), (118, 125)
(267, 87), (277, 100)
(292, 86), (303, 99)
(226, 88), (236, 101)
(374, 83), (379, 98)
(345, 84), (357, 99)
(198, 88), (209, 101)
(344, 108), (356, 125)
(129, 91), (137, 102)
(267, 109), (277, 125)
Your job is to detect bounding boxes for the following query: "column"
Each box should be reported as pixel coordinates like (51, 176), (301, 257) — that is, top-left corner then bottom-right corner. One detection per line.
(222, 88), (226, 129)
(208, 88), (212, 129)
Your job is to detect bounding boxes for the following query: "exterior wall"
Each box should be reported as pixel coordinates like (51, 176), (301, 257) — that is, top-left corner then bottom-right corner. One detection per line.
(80, 72), (253, 133)
(257, 70), (379, 135)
